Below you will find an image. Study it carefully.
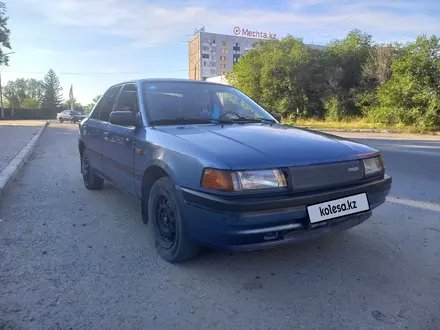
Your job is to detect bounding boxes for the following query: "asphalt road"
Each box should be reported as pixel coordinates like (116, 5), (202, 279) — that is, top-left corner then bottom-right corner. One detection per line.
(1, 123), (439, 330)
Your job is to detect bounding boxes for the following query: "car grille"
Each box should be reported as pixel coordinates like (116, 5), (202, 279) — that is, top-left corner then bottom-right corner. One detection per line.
(288, 160), (364, 192)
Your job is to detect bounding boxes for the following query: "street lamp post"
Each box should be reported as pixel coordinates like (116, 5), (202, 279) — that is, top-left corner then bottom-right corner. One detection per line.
(0, 51), (17, 119)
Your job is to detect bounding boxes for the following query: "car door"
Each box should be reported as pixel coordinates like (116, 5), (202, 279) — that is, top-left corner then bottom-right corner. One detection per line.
(81, 86), (121, 173)
(65, 111), (73, 120)
(101, 84), (138, 197)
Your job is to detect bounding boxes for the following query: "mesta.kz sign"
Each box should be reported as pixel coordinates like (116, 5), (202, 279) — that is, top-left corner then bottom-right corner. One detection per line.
(233, 26), (277, 39)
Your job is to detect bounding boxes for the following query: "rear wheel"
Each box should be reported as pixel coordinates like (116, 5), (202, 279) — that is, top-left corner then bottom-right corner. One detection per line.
(81, 149), (104, 190)
(148, 177), (199, 263)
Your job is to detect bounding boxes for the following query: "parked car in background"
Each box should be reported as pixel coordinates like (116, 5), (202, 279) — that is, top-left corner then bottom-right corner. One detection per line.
(57, 110), (87, 123)
(78, 79), (392, 263)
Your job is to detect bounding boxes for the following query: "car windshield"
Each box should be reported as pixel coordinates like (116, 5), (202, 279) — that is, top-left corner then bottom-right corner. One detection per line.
(142, 81), (276, 125)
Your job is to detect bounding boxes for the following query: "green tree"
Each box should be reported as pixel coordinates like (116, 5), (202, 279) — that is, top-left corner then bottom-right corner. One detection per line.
(84, 94), (101, 113)
(227, 37), (324, 118)
(0, 2), (11, 66)
(227, 29), (439, 131)
(21, 97), (39, 109)
(370, 35), (440, 129)
(355, 43), (402, 113)
(3, 78), (44, 108)
(60, 97), (84, 112)
(41, 69), (63, 109)
(322, 29), (373, 120)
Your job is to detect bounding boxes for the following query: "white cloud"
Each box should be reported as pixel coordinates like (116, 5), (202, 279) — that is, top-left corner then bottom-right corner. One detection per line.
(22, 0), (440, 47)
(31, 48), (104, 57)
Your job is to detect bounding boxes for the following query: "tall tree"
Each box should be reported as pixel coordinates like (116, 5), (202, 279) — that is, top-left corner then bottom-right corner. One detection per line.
(41, 69), (63, 109)
(0, 2), (11, 65)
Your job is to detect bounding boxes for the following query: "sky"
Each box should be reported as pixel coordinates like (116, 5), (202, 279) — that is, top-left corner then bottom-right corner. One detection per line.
(3, 0), (440, 104)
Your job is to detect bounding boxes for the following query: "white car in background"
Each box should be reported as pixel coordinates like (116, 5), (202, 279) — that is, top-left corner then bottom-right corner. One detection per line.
(57, 110), (87, 123)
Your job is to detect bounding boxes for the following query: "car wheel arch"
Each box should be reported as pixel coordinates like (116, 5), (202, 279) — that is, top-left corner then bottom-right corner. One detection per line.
(140, 163), (175, 224)
(79, 140), (85, 167)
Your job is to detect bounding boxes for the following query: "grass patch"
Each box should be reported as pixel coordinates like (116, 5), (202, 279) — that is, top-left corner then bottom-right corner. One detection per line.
(283, 118), (438, 134)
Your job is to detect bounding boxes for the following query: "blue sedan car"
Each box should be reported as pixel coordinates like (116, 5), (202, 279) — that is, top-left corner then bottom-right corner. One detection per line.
(78, 79), (392, 263)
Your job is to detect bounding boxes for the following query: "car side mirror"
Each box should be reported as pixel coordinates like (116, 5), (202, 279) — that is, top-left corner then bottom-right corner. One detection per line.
(271, 112), (282, 122)
(109, 111), (137, 126)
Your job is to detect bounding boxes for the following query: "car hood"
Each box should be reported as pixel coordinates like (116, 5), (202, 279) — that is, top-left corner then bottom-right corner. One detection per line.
(156, 124), (378, 170)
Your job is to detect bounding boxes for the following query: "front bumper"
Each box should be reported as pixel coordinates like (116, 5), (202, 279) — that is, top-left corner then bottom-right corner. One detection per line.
(176, 175), (392, 251)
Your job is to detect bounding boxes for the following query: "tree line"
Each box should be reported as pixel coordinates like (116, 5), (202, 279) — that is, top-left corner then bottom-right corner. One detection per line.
(227, 29), (440, 130)
(3, 69), (100, 114)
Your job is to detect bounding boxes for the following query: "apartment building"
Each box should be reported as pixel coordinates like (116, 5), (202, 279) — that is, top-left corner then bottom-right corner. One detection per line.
(188, 31), (265, 81)
(188, 29), (324, 81)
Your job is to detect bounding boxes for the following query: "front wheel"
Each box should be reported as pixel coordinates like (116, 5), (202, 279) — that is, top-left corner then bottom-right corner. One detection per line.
(59, 117), (64, 123)
(81, 149), (104, 190)
(148, 177), (199, 263)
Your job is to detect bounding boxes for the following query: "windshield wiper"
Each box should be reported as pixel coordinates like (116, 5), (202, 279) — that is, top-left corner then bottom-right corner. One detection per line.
(149, 117), (233, 126)
(229, 116), (276, 124)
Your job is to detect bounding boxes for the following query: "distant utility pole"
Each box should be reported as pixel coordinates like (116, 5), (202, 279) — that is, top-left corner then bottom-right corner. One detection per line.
(69, 84), (74, 110)
(0, 51), (17, 119)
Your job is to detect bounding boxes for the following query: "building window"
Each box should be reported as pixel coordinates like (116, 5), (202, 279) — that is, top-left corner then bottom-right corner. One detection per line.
(221, 40), (226, 46)
(221, 48), (228, 54)
(202, 54), (209, 59)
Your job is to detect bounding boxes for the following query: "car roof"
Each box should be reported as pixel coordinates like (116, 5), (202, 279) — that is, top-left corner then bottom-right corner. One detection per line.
(110, 78), (230, 89)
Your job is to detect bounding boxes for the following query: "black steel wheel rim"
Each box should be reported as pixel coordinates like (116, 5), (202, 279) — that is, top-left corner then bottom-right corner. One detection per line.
(154, 194), (177, 249)
(82, 155), (90, 185)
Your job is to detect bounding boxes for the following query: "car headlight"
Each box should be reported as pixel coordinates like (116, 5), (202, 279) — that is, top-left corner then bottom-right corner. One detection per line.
(363, 156), (384, 176)
(201, 168), (287, 192)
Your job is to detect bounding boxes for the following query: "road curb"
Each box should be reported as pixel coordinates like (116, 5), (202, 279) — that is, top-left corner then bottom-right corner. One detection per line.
(0, 121), (49, 208)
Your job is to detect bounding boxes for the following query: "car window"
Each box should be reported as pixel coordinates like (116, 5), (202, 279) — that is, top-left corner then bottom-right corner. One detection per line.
(114, 84), (139, 115)
(97, 85), (122, 122)
(89, 98), (103, 119)
(142, 81), (274, 124)
(216, 92), (258, 118)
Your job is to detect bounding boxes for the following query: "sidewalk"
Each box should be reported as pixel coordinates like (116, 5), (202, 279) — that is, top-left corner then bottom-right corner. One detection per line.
(0, 120), (49, 207)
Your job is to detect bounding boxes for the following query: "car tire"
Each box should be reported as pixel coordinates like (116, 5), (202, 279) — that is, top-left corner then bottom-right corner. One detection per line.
(81, 149), (104, 190)
(148, 177), (199, 263)
(59, 118), (64, 123)
(71, 118), (75, 123)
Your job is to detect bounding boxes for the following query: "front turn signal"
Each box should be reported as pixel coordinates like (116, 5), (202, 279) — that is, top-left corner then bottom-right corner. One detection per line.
(200, 169), (238, 192)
